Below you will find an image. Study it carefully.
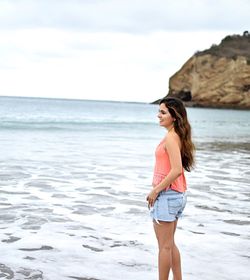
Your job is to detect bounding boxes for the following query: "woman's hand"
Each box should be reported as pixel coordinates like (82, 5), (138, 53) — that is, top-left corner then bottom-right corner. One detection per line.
(146, 189), (158, 208)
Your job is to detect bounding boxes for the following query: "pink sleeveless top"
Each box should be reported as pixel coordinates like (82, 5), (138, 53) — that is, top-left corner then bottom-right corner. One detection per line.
(152, 139), (187, 193)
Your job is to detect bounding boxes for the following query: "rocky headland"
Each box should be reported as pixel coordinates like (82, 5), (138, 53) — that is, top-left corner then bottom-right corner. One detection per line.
(157, 32), (250, 109)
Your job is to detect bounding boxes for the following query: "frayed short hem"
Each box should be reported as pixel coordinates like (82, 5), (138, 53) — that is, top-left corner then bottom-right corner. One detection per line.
(152, 217), (177, 224)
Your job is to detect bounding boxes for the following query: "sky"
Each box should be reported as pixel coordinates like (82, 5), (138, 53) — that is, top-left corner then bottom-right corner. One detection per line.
(0, 0), (249, 103)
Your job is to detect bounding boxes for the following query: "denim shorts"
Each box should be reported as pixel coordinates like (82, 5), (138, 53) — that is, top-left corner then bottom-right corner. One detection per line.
(149, 188), (187, 222)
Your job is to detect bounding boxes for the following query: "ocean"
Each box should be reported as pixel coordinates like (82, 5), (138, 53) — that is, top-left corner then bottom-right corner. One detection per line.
(0, 96), (249, 280)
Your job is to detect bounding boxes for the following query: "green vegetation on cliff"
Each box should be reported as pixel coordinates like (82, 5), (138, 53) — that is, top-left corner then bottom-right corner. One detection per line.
(196, 31), (250, 60)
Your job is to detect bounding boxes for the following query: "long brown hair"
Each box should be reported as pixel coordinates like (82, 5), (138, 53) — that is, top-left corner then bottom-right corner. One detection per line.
(160, 97), (195, 171)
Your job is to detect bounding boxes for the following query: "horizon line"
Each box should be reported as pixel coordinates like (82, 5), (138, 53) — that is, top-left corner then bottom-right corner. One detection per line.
(0, 95), (153, 105)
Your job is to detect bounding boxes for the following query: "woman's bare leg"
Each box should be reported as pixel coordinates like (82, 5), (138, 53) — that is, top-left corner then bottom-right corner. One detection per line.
(154, 221), (175, 280)
(171, 220), (182, 280)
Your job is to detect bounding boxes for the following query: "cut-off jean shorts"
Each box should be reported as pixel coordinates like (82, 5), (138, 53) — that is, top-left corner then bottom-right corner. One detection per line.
(150, 188), (187, 223)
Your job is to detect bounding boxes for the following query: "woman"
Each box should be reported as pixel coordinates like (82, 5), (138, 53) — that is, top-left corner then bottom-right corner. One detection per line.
(146, 97), (195, 280)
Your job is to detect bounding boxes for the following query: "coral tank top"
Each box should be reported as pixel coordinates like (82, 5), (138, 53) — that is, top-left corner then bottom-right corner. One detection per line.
(152, 139), (186, 193)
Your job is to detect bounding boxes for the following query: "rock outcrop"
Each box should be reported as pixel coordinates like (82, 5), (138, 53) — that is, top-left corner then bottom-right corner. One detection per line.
(166, 32), (250, 109)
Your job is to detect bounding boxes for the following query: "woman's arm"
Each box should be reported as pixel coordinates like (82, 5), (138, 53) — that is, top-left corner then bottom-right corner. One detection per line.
(154, 133), (182, 193)
(147, 133), (182, 207)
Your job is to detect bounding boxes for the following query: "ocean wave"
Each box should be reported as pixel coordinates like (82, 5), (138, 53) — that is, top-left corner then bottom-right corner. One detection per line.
(0, 120), (156, 131)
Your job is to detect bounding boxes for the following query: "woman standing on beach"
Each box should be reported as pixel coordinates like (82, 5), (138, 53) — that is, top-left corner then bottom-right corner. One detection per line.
(146, 97), (195, 280)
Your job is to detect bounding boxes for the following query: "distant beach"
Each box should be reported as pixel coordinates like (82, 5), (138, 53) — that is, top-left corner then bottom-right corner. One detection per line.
(0, 96), (249, 280)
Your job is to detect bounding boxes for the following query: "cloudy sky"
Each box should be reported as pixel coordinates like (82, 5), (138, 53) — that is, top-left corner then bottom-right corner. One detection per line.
(0, 0), (249, 102)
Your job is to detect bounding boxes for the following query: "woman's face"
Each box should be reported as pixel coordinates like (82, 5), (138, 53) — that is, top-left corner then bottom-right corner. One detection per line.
(158, 103), (175, 129)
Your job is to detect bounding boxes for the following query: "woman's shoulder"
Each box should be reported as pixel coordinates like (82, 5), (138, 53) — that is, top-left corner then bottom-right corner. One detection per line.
(165, 131), (181, 148)
(165, 130), (179, 140)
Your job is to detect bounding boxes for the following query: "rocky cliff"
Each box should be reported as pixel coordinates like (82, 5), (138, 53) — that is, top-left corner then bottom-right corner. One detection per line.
(166, 32), (250, 109)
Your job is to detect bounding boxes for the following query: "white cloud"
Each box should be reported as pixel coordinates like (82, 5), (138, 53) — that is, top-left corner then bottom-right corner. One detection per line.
(0, 0), (248, 101)
(0, 0), (249, 32)
(0, 28), (231, 102)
